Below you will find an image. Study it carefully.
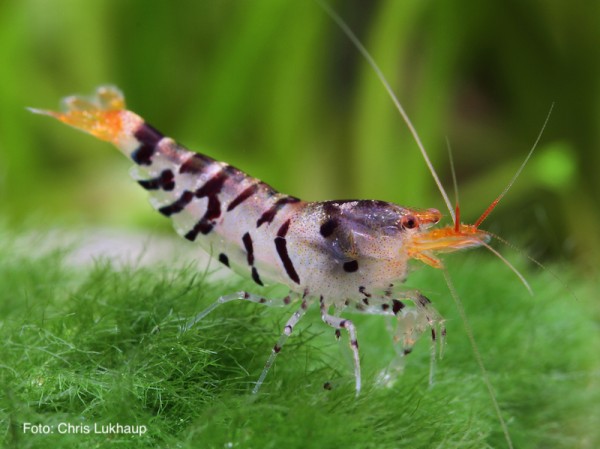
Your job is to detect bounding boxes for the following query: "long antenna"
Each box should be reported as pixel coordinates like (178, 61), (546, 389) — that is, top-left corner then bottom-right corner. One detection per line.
(480, 240), (533, 295)
(475, 103), (555, 228)
(482, 229), (580, 302)
(442, 268), (514, 449)
(318, 1), (455, 223)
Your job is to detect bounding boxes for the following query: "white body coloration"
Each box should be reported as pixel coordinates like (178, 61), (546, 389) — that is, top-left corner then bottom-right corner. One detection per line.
(31, 86), (492, 398)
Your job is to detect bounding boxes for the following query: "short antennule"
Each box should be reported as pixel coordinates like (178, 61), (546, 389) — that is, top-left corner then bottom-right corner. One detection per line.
(454, 202), (461, 233)
(474, 197), (500, 228)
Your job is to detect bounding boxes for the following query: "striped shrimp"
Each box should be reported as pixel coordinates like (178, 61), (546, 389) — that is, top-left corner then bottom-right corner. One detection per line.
(30, 74), (546, 447)
(30, 86), (495, 395)
(29, 12), (554, 449)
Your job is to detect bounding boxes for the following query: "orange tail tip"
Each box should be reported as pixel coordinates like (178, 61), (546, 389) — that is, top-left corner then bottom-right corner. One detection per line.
(28, 86), (127, 145)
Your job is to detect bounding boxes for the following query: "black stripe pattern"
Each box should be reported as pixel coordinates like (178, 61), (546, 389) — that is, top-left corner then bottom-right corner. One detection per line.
(131, 125), (303, 290)
(156, 163), (231, 239)
(179, 153), (215, 174)
(256, 196), (300, 228)
(251, 267), (263, 286)
(184, 167), (232, 241)
(242, 232), (263, 286)
(242, 232), (254, 265)
(227, 183), (259, 212)
(158, 190), (194, 216)
(138, 169), (175, 191)
(132, 123), (163, 166)
(274, 219), (300, 284)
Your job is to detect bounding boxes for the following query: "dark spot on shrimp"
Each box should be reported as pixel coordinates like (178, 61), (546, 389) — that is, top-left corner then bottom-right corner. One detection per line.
(418, 294), (432, 307)
(131, 144), (156, 166)
(343, 260), (359, 273)
(218, 253), (230, 267)
(319, 218), (338, 238)
(392, 299), (405, 315)
(359, 286), (371, 297)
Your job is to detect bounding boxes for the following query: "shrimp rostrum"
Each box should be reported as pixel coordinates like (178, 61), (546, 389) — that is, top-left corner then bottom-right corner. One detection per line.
(31, 86), (492, 395)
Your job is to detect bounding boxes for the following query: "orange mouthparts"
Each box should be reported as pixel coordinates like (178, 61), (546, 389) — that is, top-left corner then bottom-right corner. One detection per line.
(406, 224), (490, 268)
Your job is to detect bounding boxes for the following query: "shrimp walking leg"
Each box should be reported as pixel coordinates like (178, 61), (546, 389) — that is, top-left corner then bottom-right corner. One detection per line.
(347, 291), (446, 386)
(183, 291), (293, 331)
(320, 306), (361, 395)
(252, 300), (309, 394)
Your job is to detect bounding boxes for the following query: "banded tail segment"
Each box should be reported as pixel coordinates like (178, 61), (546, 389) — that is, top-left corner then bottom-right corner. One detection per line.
(30, 87), (305, 288)
(33, 86), (260, 235)
(31, 87), (220, 237)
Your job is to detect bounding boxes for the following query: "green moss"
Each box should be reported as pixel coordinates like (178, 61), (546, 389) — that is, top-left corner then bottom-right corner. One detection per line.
(1, 233), (598, 449)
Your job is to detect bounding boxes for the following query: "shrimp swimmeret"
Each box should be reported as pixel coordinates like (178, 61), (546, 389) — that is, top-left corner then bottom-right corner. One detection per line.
(30, 85), (499, 397)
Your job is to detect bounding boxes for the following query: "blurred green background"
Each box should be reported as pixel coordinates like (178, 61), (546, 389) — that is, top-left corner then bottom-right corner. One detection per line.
(1, 0), (599, 274)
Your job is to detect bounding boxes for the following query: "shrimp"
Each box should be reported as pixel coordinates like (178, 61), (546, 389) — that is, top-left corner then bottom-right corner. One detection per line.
(29, 11), (548, 449)
(28, 86), (494, 392)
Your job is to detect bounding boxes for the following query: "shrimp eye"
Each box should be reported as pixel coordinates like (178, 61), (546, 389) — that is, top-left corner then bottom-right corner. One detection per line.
(401, 215), (418, 230)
